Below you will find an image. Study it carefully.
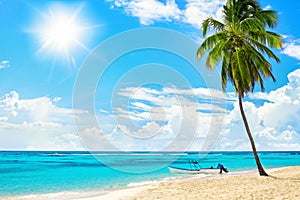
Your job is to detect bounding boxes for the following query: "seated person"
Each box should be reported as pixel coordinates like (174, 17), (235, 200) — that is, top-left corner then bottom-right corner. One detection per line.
(217, 163), (229, 173)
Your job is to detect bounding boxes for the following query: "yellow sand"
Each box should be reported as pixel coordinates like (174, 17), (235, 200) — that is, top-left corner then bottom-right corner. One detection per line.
(124, 166), (300, 200)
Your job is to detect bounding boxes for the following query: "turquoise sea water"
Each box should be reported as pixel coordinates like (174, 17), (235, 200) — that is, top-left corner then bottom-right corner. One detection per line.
(0, 151), (299, 197)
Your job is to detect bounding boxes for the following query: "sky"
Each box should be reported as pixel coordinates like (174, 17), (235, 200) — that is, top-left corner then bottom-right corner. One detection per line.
(0, 0), (300, 151)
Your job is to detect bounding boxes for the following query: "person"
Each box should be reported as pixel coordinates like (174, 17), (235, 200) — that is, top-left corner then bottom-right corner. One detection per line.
(217, 163), (229, 174)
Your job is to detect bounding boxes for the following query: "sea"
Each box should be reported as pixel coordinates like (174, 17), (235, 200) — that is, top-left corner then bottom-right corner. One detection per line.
(0, 151), (299, 198)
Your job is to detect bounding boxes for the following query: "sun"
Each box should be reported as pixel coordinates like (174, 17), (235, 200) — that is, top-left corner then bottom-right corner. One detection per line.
(42, 13), (82, 53)
(31, 3), (93, 68)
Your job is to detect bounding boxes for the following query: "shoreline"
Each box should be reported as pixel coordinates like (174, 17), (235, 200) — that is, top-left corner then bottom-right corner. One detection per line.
(1, 168), (257, 200)
(4, 166), (298, 200)
(124, 166), (300, 200)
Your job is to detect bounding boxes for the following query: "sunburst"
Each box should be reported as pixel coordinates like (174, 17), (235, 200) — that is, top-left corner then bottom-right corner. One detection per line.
(30, 3), (95, 68)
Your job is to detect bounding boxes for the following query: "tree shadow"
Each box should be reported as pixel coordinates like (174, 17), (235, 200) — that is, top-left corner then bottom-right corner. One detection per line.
(267, 174), (300, 182)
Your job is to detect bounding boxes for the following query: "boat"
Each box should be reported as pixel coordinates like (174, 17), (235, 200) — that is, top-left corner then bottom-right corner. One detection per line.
(168, 166), (220, 174)
(168, 166), (201, 174)
(168, 160), (228, 174)
(197, 168), (221, 174)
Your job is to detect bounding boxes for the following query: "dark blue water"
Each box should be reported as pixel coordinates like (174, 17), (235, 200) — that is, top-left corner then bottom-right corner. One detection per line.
(0, 151), (299, 197)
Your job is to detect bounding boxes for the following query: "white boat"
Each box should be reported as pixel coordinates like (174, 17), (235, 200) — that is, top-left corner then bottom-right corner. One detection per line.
(168, 166), (201, 174)
(168, 166), (221, 174)
(197, 168), (221, 174)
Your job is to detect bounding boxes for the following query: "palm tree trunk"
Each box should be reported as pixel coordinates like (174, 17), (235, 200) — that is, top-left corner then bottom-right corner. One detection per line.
(238, 93), (268, 176)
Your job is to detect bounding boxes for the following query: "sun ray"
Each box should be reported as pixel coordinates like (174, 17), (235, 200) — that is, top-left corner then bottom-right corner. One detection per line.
(74, 39), (90, 52)
(70, 3), (85, 22)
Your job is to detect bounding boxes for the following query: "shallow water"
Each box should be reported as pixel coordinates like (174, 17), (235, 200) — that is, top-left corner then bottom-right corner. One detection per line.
(0, 151), (299, 197)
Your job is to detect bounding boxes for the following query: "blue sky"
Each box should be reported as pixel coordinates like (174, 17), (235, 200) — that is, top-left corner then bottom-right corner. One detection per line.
(0, 0), (300, 151)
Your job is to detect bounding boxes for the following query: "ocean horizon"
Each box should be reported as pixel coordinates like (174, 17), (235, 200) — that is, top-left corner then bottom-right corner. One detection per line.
(0, 151), (299, 198)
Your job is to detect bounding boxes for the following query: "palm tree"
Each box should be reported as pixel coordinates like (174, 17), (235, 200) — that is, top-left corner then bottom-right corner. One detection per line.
(197, 0), (283, 176)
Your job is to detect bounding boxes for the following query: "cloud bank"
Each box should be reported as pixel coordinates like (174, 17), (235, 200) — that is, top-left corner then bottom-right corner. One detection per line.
(103, 69), (300, 151)
(0, 91), (84, 150)
(0, 69), (299, 151)
(217, 69), (300, 150)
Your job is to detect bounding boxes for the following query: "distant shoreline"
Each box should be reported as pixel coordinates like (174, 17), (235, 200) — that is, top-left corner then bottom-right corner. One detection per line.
(1, 150), (299, 153)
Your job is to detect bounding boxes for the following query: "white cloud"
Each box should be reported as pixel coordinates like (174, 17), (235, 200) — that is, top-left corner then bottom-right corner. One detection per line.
(130, 101), (152, 110)
(263, 5), (272, 10)
(105, 85), (227, 151)
(0, 91), (19, 116)
(183, 0), (225, 29)
(107, 0), (181, 25)
(217, 69), (300, 151)
(53, 97), (61, 103)
(0, 91), (77, 122)
(1, 69), (300, 151)
(282, 39), (300, 60)
(106, 0), (226, 29)
(99, 109), (109, 114)
(103, 69), (300, 151)
(281, 35), (300, 60)
(0, 116), (8, 121)
(0, 60), (9, 69)
(0, 91), (85, 150)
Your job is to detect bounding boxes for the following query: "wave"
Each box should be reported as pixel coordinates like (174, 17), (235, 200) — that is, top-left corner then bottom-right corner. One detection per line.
(127, 180), (162, 187)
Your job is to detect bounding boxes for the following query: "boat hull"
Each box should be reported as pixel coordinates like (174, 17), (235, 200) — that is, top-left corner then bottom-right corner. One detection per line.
(168, 167), (220, 174)
(168, 167), (201, 174)
(198, 168), (220, 174)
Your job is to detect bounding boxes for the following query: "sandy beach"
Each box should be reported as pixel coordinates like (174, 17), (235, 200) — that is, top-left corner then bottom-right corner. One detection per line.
(75, 166), (300, 200)
(117, 166), (300, 200)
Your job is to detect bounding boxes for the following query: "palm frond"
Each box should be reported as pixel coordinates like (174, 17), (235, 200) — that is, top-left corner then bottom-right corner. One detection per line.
(221, 52), (231, 90)
(258, 10), (278, 28)
(238, 18), (264, 32)
(202, 18), (225, 37)
(243, 42), (276, 82)
(245, 37), (280, 63)
(197, 32), (228, 60)
(265, 31), (283, 48)
(206, 38), (232, 70)
(247, 59), (265, 91)
(249, 31), (283, 49)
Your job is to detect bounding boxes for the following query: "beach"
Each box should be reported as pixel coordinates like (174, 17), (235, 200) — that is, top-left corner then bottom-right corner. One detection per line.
(79, 166), (300, 200)
(2, 166), (300, 200)
(115, 166), (300, 200)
